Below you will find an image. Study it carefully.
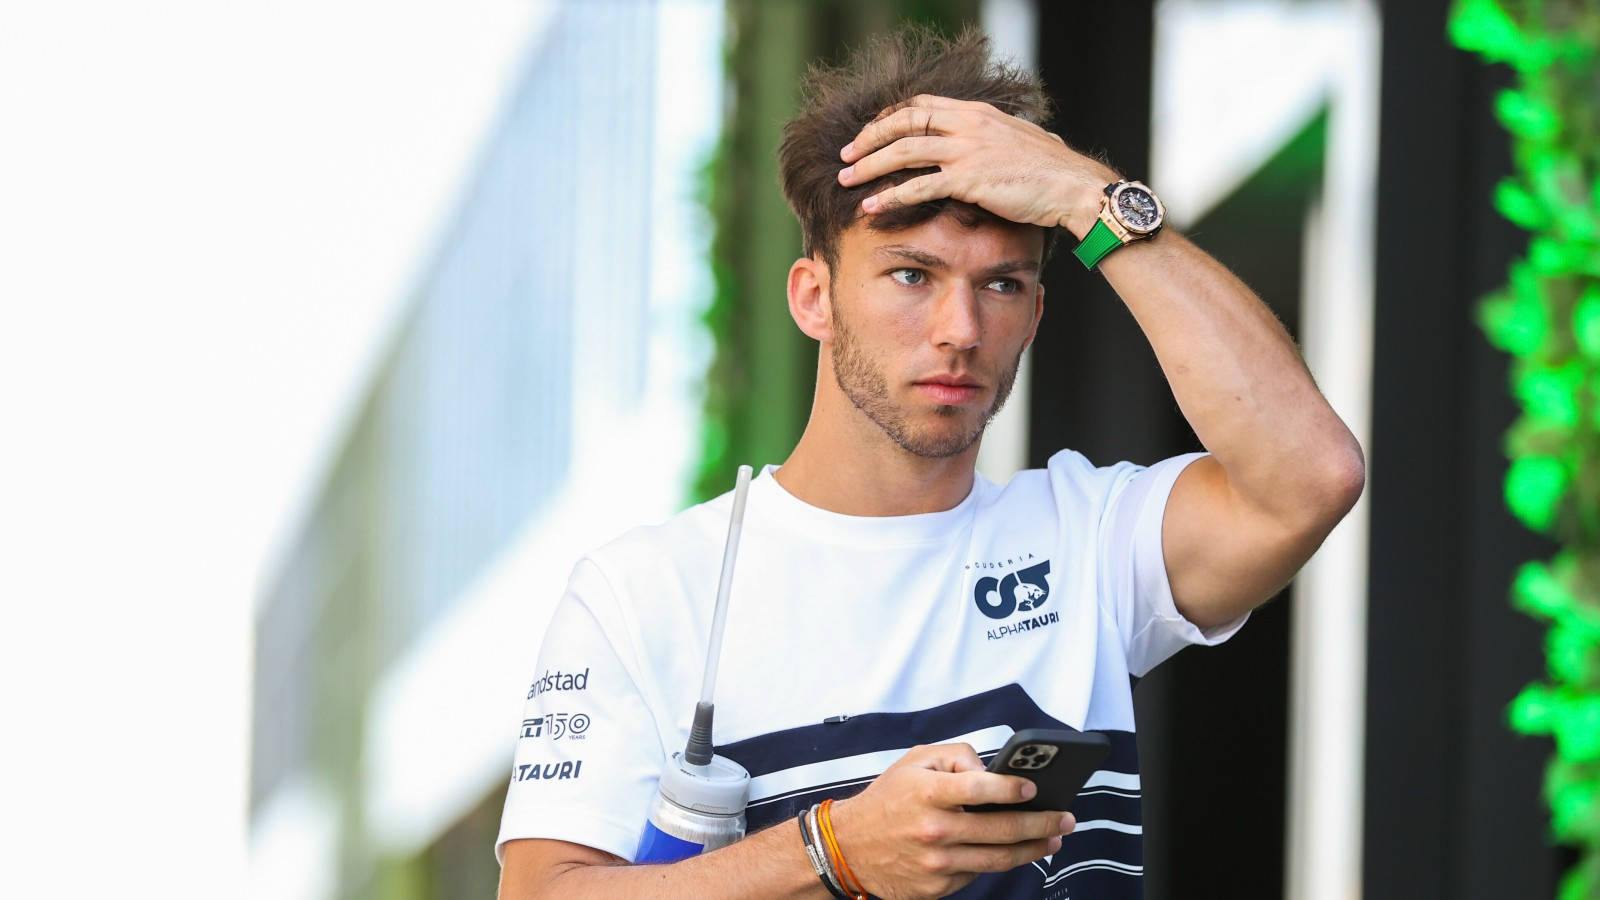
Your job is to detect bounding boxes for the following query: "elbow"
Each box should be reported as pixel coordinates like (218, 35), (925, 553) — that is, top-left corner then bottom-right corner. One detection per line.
(1318, 438), (1367, 519)
(1244, 437), (1366, 537)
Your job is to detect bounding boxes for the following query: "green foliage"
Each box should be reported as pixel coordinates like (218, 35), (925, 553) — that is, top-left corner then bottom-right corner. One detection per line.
(1574, 284), (1600, 358)
(1451, 0), (1600, 892)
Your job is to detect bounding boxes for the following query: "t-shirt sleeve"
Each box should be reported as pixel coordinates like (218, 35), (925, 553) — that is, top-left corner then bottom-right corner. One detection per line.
(1098, 451), (1251, 677)
(496, 558), (663, 865)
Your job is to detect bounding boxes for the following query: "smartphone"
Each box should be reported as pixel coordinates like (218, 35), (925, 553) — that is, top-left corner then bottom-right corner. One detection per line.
(965, 728), (1111, 813)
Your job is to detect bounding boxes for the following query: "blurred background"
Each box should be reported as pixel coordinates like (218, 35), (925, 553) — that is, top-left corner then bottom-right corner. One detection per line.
(0, 0), (1585, 897)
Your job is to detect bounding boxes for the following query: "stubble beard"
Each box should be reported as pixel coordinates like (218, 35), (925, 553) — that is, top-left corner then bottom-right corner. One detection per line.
(830, 306), (1023, 459)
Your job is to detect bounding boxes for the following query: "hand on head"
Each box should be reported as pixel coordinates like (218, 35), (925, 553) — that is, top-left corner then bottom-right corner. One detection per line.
(836, 94), (1120, 237)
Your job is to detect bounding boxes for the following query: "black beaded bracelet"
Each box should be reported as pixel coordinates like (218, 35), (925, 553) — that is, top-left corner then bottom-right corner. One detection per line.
(797, 807), (849, 898)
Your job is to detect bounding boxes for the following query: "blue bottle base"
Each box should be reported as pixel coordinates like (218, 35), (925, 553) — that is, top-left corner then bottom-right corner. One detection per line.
(634, 820), (705, 864)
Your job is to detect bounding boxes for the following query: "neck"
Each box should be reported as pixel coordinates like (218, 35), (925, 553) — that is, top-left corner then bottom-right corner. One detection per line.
(773, 375), (981, 517)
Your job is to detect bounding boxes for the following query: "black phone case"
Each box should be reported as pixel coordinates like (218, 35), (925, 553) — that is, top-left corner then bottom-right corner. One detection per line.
(966, 728), (1112, 813)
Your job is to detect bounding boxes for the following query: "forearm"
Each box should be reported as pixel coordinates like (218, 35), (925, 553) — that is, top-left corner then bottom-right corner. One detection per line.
(1077, 210), (1363, 519)
(516, 822), (833, 900)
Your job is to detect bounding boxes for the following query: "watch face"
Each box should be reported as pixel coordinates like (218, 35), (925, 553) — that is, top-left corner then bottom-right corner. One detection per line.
(1110, 182), (1164, 234)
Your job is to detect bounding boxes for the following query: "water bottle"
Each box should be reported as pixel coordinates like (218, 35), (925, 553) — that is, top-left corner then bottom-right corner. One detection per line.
(635, 466), (754, 863)
(635, 742), (750, 861)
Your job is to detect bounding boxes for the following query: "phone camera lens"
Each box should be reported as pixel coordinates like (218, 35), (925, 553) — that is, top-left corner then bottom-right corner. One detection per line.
(1013, 745), (1047, 769)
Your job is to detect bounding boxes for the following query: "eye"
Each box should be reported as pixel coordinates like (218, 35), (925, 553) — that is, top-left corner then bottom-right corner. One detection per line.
(889, 268), (925, 286)
(985, 278), (1022, 294)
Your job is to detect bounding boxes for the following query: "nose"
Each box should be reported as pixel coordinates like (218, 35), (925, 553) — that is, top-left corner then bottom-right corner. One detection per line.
(930, 281), (981, 352)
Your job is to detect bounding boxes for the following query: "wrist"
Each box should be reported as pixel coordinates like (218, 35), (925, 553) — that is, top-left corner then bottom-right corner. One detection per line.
(798, 805), (850, 898)
(1056, 167), (1121, 240)
(825, 798), (872, 897)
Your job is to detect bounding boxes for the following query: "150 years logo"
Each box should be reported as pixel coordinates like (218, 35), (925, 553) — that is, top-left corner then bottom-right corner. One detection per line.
(521, 712), (592, 741)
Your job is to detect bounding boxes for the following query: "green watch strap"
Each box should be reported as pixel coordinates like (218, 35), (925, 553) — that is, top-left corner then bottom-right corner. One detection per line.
(1073, 217), (1125, 270)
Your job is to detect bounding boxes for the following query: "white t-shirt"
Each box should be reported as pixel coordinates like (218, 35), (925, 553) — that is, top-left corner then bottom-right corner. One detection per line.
(497, 449), (1249, 899)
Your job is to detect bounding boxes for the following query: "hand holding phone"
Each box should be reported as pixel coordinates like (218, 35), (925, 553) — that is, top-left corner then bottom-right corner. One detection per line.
(825, 742), (1078, 898)
(965, 728), (1111, 813)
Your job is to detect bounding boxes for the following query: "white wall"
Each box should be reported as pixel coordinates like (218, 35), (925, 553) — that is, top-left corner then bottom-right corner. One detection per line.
(0, 2), (555, 896)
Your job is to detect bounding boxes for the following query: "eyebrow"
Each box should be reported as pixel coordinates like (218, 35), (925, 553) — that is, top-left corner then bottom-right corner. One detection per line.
(872, 244), (1039, 278)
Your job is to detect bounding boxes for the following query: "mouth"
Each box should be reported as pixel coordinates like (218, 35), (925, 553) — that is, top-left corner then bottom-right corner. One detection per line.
(912, 376), (984, 405)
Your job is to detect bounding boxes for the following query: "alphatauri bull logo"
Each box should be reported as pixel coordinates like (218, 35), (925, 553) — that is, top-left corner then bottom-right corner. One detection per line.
(973, 560), (1052, 620)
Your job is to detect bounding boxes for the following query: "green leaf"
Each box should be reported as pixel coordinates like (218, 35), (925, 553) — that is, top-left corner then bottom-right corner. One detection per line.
(1514, 362), (1584, 427)
(1513, 560), (1573, 621)
(1494, 177), (1548, 230)
(1556, 205), (1599, 243)
(1549, 762), (1600, 840)
(1448, 0), (1528, 66)
(1546, 758), (1600, 842)
(1495, 88), (1562, 142)
(1528, 235), (1583, 276)
(1510, 681), (1557, 734)
(1505, 454), (1568, 532)
(1548, 621), (1600, 689)
(1574, 284), (1600, 360)
(1478, 278), (1548, 355)
(1558, 863), (1600, 900)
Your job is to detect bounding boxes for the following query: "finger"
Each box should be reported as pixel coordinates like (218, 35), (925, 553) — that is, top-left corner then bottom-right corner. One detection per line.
(838, 136), (950, 186)
(904, 741), (986, 773)
(872, 93), (985, 121)
(861, 172), (953, 214)
(955, 810), (1075, 845)
(851, 106), (946, 161)
(943, 836), (1065, 874)
(843, 105), (964, 162)
(939, 769), (1039, 806)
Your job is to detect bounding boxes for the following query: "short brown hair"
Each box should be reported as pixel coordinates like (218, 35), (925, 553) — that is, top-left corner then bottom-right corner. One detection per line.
(778, 25), (1056, 271)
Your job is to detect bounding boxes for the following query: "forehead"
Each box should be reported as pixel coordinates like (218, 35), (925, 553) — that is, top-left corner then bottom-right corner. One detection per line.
(836, 209), (1045, 270)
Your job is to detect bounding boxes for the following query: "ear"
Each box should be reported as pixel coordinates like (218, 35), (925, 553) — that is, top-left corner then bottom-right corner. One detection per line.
(787, 255), (833, 342)
(1022, 282), (1045, 351)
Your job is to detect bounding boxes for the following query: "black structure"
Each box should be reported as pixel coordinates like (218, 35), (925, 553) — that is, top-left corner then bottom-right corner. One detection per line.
(1364, 0), (1569, 896)
(1030, 1), (1573, 898)
(1031, 2), (1295, 897)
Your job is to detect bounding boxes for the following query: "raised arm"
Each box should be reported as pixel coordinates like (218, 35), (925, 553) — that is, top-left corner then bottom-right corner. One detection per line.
(1090, 227), (1364, 630)
(837, 94), (1365, 631)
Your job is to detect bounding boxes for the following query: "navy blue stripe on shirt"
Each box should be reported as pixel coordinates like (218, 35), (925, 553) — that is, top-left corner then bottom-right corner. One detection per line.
(714, 683), (1145, 899)
(717, 683), (1138, 778)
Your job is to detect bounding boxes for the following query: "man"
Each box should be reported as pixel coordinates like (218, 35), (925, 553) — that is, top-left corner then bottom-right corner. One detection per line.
(497, 25), (1363, 900)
